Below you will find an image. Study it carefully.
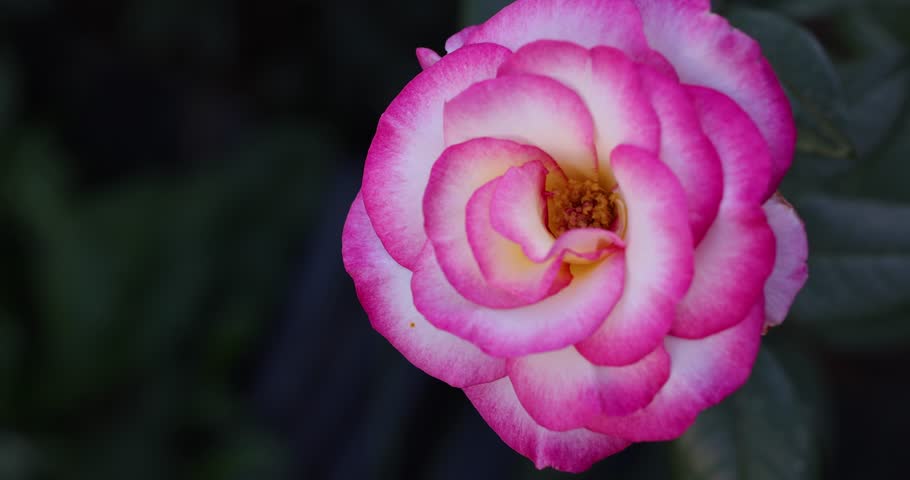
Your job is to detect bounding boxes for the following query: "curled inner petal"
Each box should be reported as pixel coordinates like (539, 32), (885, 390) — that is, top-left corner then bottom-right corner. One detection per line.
(424, 138), (566, 308)
(467, 173), (573, 304)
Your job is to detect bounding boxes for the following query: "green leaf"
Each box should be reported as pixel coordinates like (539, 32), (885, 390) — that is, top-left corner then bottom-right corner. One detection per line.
(789, 195), (910, 350)
(728, 8), (854, 194)
(865, 0), (910, 46)
(834, 7), (905, 61)
(673, 350), (818, 480)
(834, 92), (910, 202)
(764, 338), (833, 449)
(460, 0), (512, 26)
(744, 0), (861, 19)
(844, 64), (909, 157)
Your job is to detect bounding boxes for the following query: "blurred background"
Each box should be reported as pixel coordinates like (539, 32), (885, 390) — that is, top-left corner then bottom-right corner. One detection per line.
(0, 0), (908, 478)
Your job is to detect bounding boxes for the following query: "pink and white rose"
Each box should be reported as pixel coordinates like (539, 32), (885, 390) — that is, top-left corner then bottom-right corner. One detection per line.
(342, 0), (809, 472)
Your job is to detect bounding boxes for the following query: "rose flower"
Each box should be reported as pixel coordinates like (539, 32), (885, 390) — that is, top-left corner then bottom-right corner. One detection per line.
(342, 0), (809, 472)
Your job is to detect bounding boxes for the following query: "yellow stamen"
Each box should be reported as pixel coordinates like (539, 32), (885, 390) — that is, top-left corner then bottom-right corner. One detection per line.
(547, 178), (619, 237)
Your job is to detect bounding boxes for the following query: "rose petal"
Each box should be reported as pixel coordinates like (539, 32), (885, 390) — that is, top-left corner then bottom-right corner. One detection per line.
(671, 86), (776, 338)
(488, 160), (556, 260)
(763, 194), (809, 327)
(342, 194), (506, 387)
(587, 300), (765, 441)
(454, 0), (655, 63)
(688, 86), (772, 206)
(466, 168), (573, 304)
(640, 67), (723, 243)
(412, 246), (626, 358)
(633, 0), (796, 196)
(507, 344), (670, 431)
(445, 25), (479, 53)
(416, 47), (441, 70)
(545, 229), (625, 264)
(362, 43), (511, 269)
(672, 208), (776, 338)
(498, 41), (661, 186)
(576, 145), (693, 366)
(425, 138), (563, 308)
(464, 377), (630, 473)
(444, 73), (598, 179)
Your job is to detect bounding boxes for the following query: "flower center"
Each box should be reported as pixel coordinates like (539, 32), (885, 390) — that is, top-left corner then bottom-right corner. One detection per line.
(547, 178), (620, 237)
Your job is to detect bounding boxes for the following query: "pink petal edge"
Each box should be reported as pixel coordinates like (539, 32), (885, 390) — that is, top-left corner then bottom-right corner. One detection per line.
(362, 43), (511, 269)
(670, 86), (776, 338)
(498, 41), (661, 186)
(633, 0), (796, 197)
(507, 344), (670, 431)
(576, 145), (694, 366)
(416, 47), (442, 69)
(444, 73), (599, 180)
(464, 377), (630, 473)
(412, 245), (626, 358)
(640, 66), (723, 244)
(763, 194), (809, 327)
(587, 299), (765, 441)
(456, 0), (656, 64)
(342, 194), (506, 387)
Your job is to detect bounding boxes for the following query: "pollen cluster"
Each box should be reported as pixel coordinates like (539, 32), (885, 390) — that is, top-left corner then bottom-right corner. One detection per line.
(547, 178), (619, 237)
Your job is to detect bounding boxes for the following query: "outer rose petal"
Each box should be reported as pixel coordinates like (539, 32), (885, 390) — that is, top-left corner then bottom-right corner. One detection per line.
(587, 300), (765, 441)
(412, 247), (625, 358)
(416, 47), (441, 69)
(576, 146), (693, 366)
(362, 43), (511, 269)
(342, 195), (506, 387)
(445, 25), (479, 53)
(687, 87), (772, 205)
(640, 67), (723, 243)
(671, 86), (776, 338)
(444, 73), (598, 179)
(633, 0), (796, 195)
(507, 345), (670, 431)
(425, 138), (564, 308)
(672, 209), (775, 338)
(452, 0), (655, 64)
(464, 377), (630, 473)
(763, 194), (809, 327)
